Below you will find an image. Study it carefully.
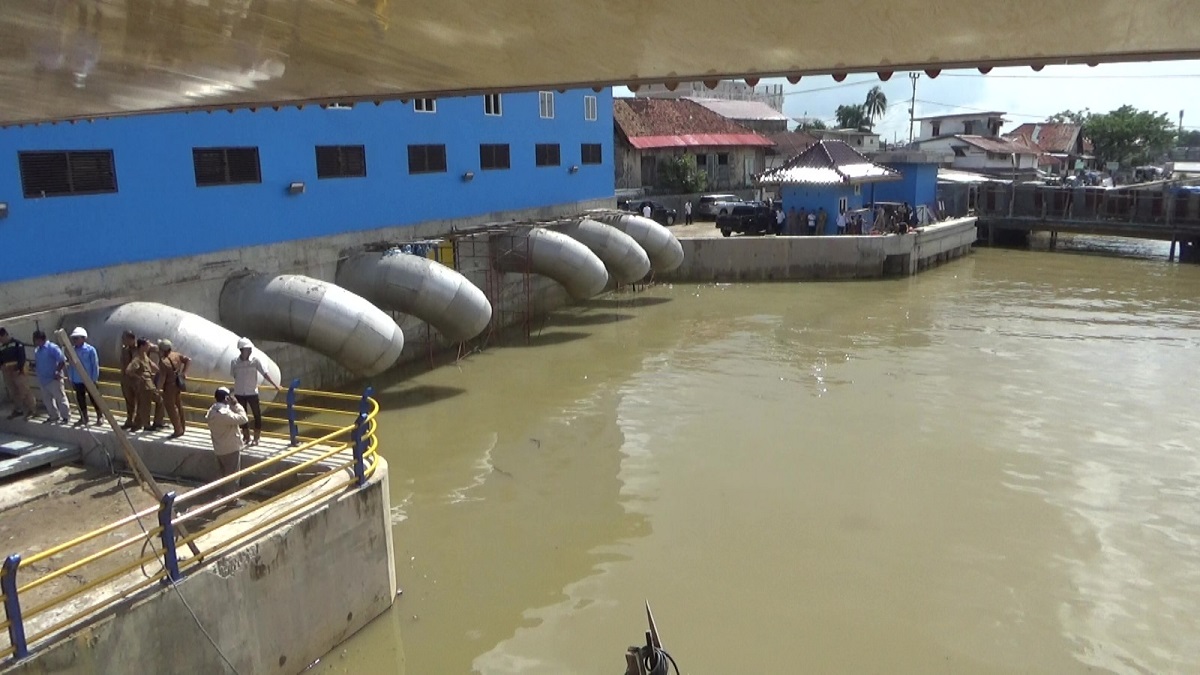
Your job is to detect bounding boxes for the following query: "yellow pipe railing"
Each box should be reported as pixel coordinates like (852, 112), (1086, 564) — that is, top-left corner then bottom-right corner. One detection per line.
(0, 378), (380, 663)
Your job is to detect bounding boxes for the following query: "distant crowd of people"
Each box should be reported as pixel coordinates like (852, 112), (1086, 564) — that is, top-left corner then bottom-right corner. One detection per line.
(0, 327), (282, 486)
(766, 200), (922, 237)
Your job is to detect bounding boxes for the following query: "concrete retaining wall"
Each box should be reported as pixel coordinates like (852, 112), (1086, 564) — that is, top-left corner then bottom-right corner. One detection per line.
(662, 217), (977, 282)
(2, 460), (396, 675)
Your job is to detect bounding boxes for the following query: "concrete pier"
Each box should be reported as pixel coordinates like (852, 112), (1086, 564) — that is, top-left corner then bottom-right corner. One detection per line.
(661, 217), (977, 282)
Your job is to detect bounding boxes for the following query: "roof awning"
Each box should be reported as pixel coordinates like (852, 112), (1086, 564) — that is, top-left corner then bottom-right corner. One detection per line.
(627, 134), (775, 150)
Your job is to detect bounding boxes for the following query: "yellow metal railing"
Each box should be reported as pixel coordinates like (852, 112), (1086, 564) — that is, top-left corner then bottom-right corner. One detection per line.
(0, 371), (380, 662)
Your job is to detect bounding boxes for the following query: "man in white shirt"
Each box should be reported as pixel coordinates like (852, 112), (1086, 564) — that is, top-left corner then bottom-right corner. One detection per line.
(205, 387), (249, 496)
(229, 337), (281, 447)
(683, 200), (693, 225)
(836, 209), (848, 236)
(641, 203), (652, 219)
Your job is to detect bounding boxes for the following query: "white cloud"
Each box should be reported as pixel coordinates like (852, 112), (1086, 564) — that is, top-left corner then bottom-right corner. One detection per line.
(615, 60), (1200, 142)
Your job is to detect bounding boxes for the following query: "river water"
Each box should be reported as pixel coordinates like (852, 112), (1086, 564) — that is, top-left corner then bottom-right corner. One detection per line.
(312, 242), (1200, 674)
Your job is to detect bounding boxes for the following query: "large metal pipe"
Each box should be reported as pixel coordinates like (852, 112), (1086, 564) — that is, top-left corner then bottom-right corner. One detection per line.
(555, 218), (652, 284)
(219, 273), (405, 377)
(336, 249), (492, 342)
(493, 226), (609, 300)
(60, 301), (283, 401)
(589, 212), (685, 273)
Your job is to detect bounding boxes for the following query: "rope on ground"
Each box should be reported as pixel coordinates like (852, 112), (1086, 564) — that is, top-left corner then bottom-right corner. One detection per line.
(84, 428), (243, 675)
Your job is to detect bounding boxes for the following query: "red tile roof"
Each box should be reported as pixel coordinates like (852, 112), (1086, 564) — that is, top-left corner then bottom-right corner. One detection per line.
(956, 134), (1038, 155)
(614, 98), (772, 149)
(1006, 123), (1084, 155)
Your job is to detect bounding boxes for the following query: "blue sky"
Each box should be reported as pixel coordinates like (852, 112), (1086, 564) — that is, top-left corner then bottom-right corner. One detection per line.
(615, 60), (1200, 141)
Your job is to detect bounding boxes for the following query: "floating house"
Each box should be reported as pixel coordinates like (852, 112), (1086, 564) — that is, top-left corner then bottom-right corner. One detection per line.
(756, 140), (900, 234)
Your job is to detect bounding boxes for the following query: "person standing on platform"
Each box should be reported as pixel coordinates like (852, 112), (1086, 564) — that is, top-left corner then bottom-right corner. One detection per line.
(154, 339), (191, 439)
(816, 207), (828, 236)
(836, 209), (847, 236)
(684, 200), (693, 225)
(32, 330), (70, 424)
(119, 330), (139, 429)
(0, 328), (36, 420)
(806, 209), (817, 236)
(68, 327), (102, 426)
(205, 387), (248, 495)
(230, 337), (281, 447)
(125, 337), (160, 432)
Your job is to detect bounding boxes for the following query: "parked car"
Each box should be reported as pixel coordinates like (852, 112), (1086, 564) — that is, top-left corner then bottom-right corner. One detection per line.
(620, 200), (677, 226)
(716, 203), (775, 237)
(696, 194), (744, 219)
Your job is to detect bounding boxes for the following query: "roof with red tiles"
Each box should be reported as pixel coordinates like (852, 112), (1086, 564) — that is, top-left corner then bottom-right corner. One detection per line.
(1006, 123), (1085, 155)
(614, 98), (773, 149)
(956, 134), (1039, 155)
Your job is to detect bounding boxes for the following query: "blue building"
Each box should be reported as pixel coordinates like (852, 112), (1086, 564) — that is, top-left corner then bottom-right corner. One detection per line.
(0, 89), (614, 284)
(868, 150), (946, 214)
(757, 140), (900, 234)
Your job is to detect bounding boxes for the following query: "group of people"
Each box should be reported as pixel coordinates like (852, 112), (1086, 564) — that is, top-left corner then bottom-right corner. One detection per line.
(0, 327), (282, 481)
(765, 201), (921, 237)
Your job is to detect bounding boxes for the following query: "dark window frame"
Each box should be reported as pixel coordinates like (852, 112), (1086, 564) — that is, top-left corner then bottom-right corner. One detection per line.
(535, 143), (561, 167)
(581, 143), (603, 165)
(315, 145), (367, 179)
(18, 150), (118, 198)
(479, 143), (511, 171)
(408, 144), (448, 174)
(192, 147), (262, 187)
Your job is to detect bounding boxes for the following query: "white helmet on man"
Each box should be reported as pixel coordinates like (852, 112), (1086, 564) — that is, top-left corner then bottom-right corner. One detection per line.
(237, 337), (253, 350)
(69, 327), (88, 339)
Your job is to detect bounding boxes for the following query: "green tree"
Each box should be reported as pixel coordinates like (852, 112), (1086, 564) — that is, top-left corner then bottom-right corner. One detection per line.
(656, 154), (707, 193)
(863, 86), (888, 125)
(835, 104), (869, 130)
(1179, 129), (1200, 147)
(1047, 109), (1090, 125)
(1084, 105), (1176, 166)
(797, 118), (827, 131)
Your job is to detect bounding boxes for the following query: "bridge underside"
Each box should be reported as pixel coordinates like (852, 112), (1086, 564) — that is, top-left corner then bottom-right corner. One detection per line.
(2, 0), (1198, 124)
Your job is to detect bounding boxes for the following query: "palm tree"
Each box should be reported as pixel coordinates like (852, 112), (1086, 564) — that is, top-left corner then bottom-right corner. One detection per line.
(864, 86), (888, 125)
(835, 104), (869, 130)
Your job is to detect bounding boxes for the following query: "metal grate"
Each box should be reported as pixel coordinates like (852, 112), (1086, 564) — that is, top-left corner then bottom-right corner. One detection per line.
(535, 143), (561, 167)
(192, 147), (261, 186)
(479, 144), (510, 170)
(581, 143), (602, 165)
(408, 144), (447, 174)
(18, 150), (117, 198)
(315, 145), (367, 179)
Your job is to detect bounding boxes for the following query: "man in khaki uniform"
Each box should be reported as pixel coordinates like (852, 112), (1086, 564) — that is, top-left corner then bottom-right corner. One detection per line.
(119, 330), (138, 429)
(0, 328), (36, 420)
(124, 337), (161, 432)
(154, 339), (190, 438)
(205, 387), (248, 496)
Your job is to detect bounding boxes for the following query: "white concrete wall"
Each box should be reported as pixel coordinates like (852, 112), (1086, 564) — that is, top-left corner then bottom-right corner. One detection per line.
(4, 460), (396, 675)
(661, 218), (977, 281)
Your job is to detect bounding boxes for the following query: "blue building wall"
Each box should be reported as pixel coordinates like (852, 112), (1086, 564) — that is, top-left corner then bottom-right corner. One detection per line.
(0, 90), (613, 283)
(871, 162), (938, 209)
(780, 184), (865, 234)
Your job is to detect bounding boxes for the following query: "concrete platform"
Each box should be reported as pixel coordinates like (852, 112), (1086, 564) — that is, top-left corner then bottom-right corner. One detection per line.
(0, 433), (80, 480)
(0, 413), (350, 489)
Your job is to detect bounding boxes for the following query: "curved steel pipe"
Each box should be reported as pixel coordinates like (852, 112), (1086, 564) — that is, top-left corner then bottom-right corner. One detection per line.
(493, 227), (609, 300)
(556, 219), (652, 284)
(219, 273), (405, 377)
(589, 213), (685, 273)
(336, 250), (492, 342)
(60, 301), (283, 401)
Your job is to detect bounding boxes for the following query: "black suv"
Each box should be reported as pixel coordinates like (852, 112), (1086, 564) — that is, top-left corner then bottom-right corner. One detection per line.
(716, 203), (775, 237)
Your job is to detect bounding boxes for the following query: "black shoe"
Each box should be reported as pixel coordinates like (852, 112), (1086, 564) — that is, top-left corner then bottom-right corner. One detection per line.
(148, 424), (163, 431)
(127, 426), (143, 433)
(120, 422), (133, 430)
(73, 420), (87, 427)
(7, 411), (21, 420)
(42, 418), (57, 424)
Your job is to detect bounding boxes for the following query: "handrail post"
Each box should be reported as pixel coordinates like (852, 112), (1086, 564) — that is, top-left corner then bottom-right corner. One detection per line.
(157, 492), (182, 584)
(287, 379), (301, 447)
(2, 554), (27, 659)
(351, 413), (368, 487)
(358, 386), (375, 418)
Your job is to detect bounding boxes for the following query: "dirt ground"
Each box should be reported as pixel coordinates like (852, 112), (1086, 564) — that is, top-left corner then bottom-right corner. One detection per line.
(0, 466), (224, 625)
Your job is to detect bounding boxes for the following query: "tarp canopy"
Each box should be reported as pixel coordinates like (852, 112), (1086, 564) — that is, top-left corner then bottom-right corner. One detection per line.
(1, 0), (1197, 124)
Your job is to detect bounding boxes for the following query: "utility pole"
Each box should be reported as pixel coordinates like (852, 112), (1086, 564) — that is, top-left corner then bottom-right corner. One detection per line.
(908, 72), (920, 145)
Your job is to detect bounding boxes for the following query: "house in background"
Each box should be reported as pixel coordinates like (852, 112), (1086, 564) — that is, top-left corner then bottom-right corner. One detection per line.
(757, 140), (900, 234)
(763, 130), (818, 170)
(1005, 122), (1094, 173)
(868, 149), (953, 217)
(687, 99), (791, 134)
(613, 98), (772, 190)
(915, 111), (1008, 140)
(912, 134), (1039, 177)
(808, 128), (882, 153)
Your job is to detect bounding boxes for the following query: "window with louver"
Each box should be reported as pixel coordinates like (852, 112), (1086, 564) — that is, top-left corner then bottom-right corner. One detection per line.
(18, 150), (117, 198)
(192, 147), (261, 187)
(315, 145), (367, 179)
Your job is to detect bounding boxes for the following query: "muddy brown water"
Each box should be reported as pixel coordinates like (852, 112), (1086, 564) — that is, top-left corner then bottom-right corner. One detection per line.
(312, 242), (1200, 674)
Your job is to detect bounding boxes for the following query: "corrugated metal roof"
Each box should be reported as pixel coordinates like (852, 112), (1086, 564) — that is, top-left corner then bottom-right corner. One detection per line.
(956, 134), (1038, 154)
(757, 140), (900, 185)
(685, 98), (790, 121)
(627, 133), (774, 149)
(765, 130), (819, 156)
(1006, 123), (1083, 154)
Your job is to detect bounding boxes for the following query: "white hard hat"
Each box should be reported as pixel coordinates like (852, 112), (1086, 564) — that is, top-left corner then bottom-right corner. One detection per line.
(69, 327), (88, 339)
(237, 337), (253, 350)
